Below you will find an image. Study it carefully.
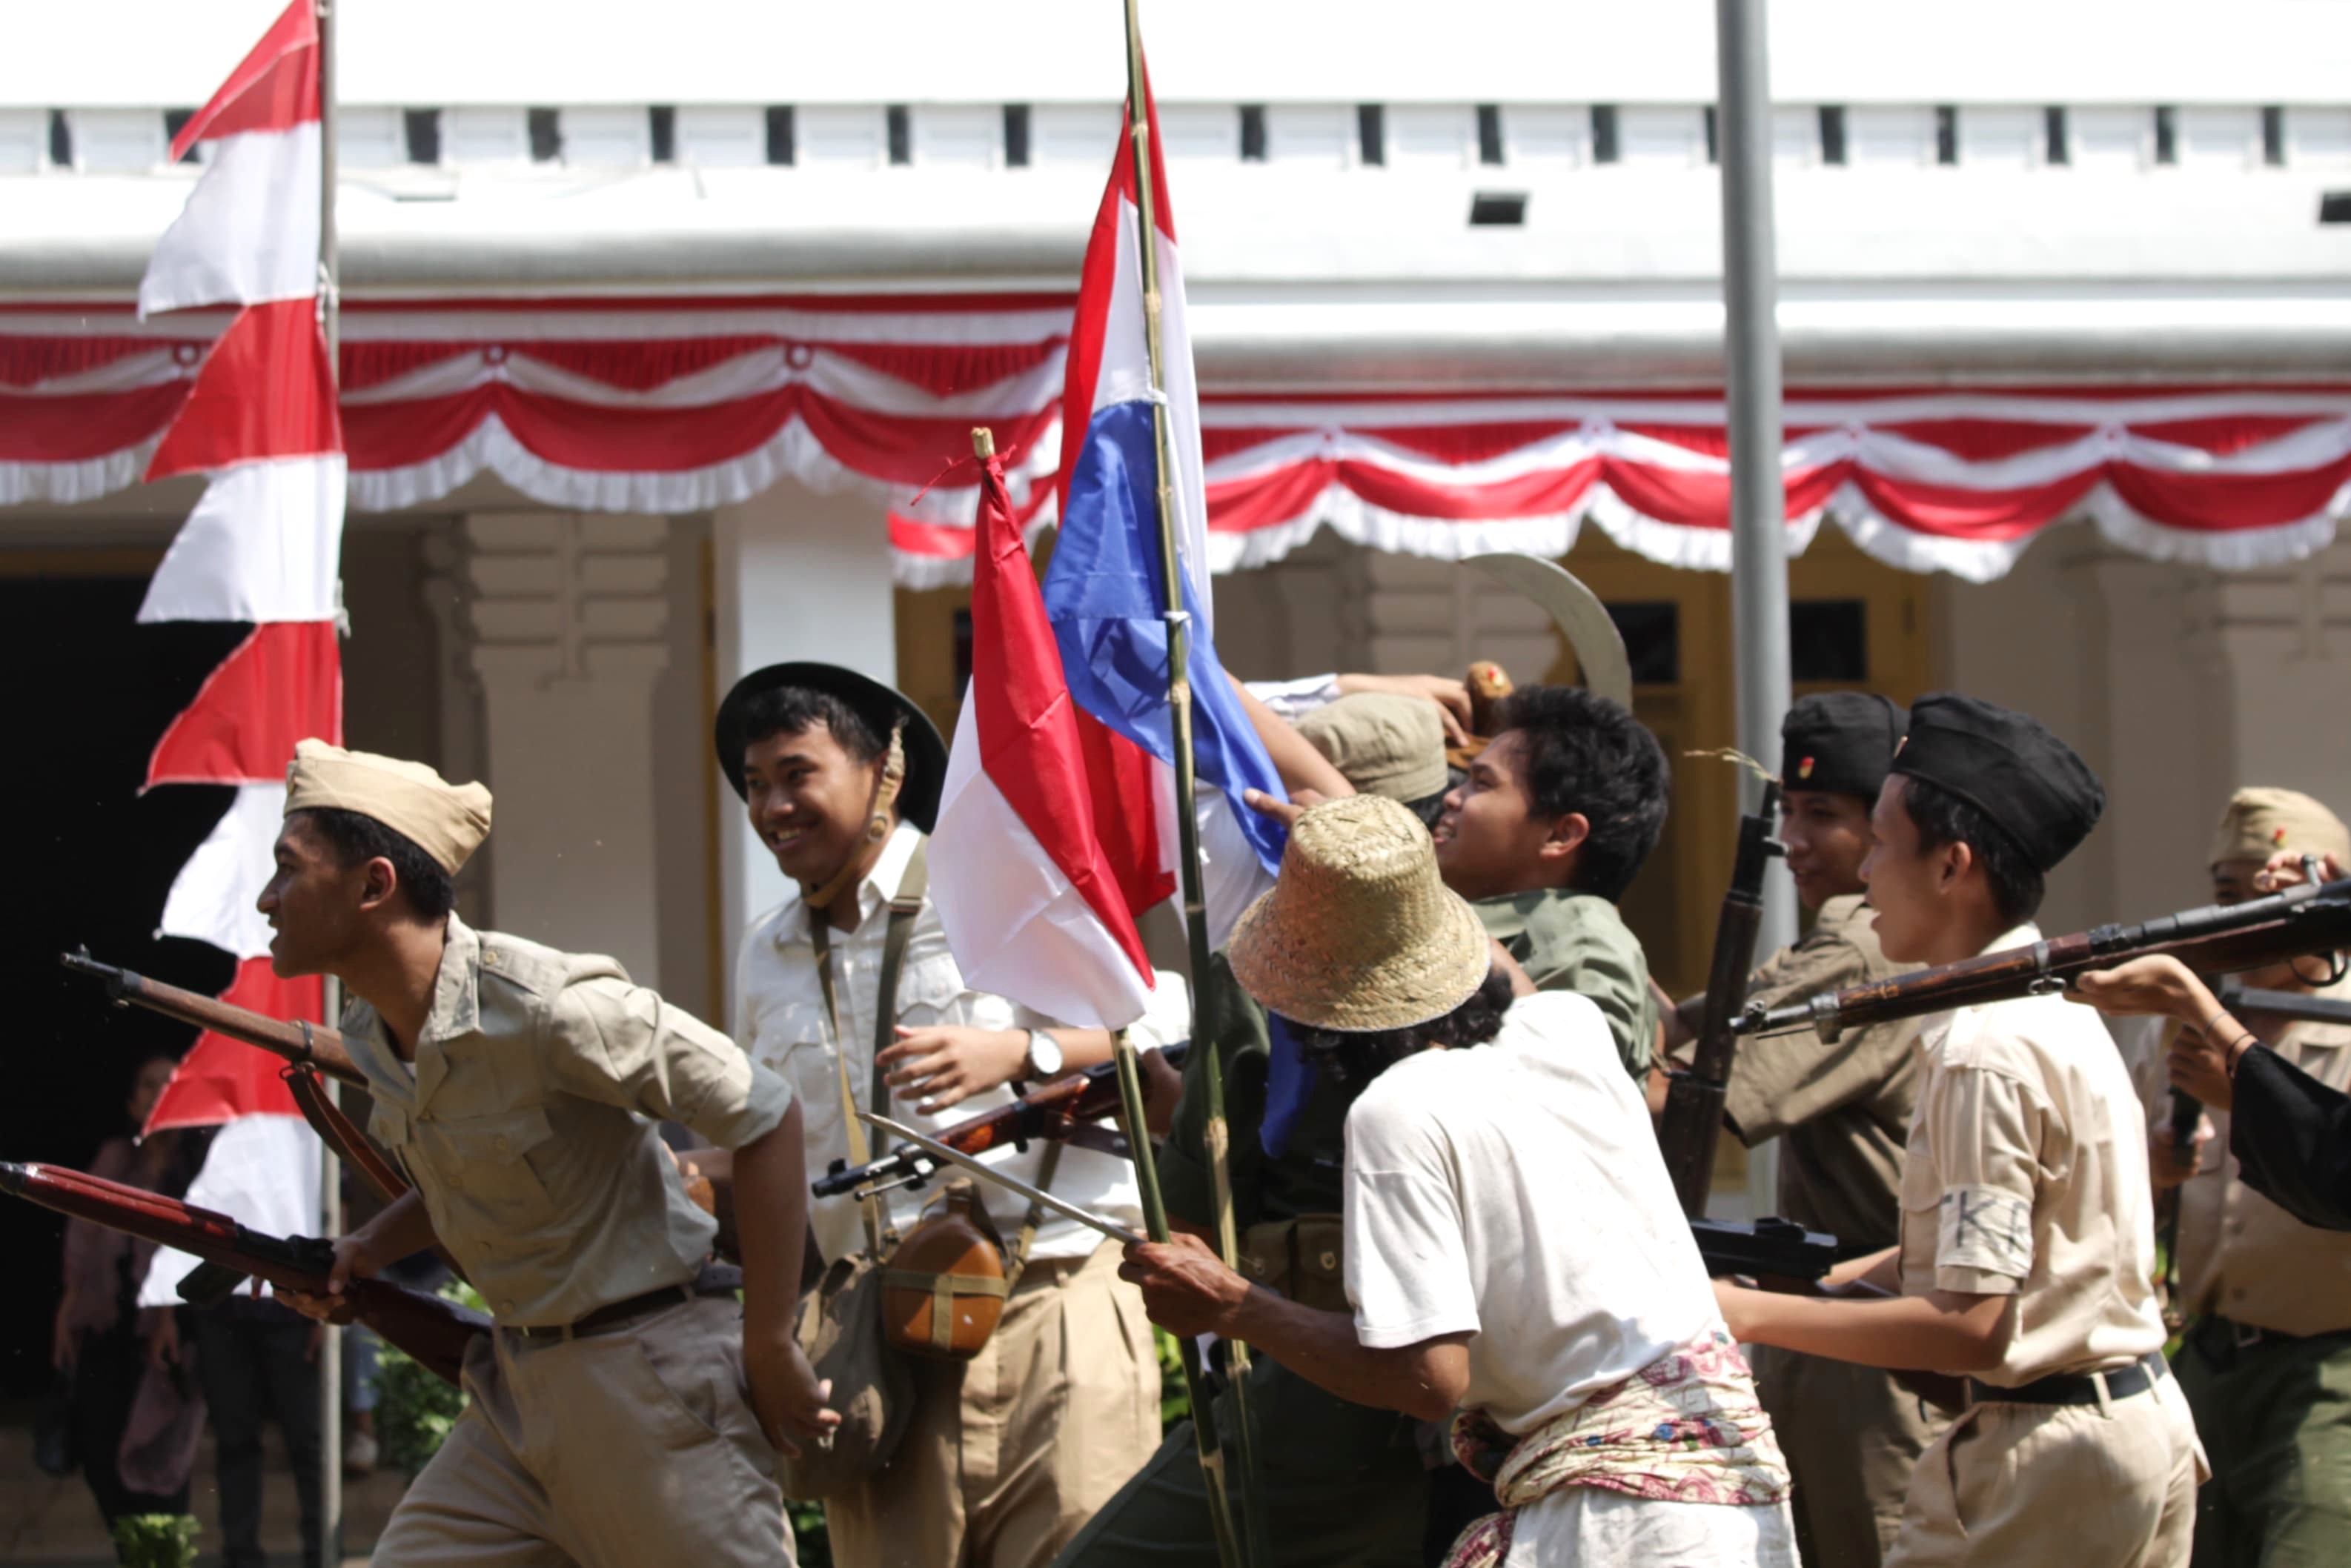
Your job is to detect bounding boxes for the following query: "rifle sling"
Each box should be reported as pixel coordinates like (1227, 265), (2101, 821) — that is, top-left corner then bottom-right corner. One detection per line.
(811, 839), (929, 1257)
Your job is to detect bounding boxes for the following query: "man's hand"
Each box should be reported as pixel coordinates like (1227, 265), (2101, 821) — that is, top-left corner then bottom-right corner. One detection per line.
(1244, 788), (1310, 830)
(878, 1026), (1032, 1114)
(742, 1329), (840, 1459)
(2170, 1026), (2241, 1113)
(1118, 1233), (1251, 1339)
(278, 1231), (376, 1323)
(145, 1307), (182, 1372)
(2259, 849), (2344, 891)
(2070, 954), (2212, 1026)
(1336, 673), (1473, 745)
(2148, 1117), (2212, 1190)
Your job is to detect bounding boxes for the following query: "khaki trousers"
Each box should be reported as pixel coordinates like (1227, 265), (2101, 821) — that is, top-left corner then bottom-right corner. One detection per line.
(824, 1239), (1161, 1568)
(1884, 1370), (2204, 1568)
(1752, 1344), (1949, 1567)
(374, 1295), (793, 1568)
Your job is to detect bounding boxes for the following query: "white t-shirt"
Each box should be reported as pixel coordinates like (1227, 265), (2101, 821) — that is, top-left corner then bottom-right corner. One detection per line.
(1344, 991), (1724, 1435)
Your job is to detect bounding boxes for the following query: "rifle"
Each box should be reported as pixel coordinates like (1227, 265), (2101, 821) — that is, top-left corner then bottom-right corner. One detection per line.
(1691, 1215), (1837, 1282)
(1736, 875), (2351, 1043)
(0, 1160), (484, 1386)
(1659, 781), (1785, 1217)
(812, 1043), (1189, 1202)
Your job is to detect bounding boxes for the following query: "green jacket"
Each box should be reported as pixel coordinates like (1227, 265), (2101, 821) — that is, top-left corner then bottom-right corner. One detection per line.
(1474, 887), (1657, 1077)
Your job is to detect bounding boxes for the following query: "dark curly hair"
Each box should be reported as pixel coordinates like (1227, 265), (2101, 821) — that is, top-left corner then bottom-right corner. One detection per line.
(1896, 775), (2046, 928)
(292, 806), (457, 922)
(731, 684), (884, 765)
(1283, 966), (1517, 1091)
(1490, 685), (1671, 901)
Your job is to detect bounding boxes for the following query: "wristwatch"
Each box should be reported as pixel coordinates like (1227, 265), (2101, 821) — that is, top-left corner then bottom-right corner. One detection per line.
(1024, 1029), (1065, 1082)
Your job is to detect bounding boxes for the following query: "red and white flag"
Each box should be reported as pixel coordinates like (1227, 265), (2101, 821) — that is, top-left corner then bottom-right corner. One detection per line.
(131, 0), (342, 1263)
(929, 443), (1173, 1029)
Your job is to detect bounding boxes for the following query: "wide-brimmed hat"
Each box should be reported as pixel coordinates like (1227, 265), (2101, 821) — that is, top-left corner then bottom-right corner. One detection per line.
(714, 662), (948, 833)
(1228, 794), (1492, 1032)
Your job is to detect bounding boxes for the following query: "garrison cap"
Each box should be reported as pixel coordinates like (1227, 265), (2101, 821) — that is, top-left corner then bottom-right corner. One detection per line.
(2209, 787), (2351, 869)
(284, 740), (493, 874)
(714, 662), (947, 833)
(1780, 691), (1906, 798)
(1890, 693), (2104, 874)
(1297, 693), (1449, 808)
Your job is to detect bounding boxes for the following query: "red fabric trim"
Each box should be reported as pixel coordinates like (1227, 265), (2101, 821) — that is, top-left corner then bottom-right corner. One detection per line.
(968, 453), (1164, 978)
(171, 0), (319, 157)
(1848, 468), (2098, 540)
(0, 382), (190, 460)
(2108, 451), (2351, 531)
(2131, 413), (2330, 455)
(145, 959), (311, 1131)
(1357, 421), (1582, 465)
(1873, 418), (2098, 461)
(147, 622), (342, 788)
(0, 336), (179, 388)
(146, 302), (341, 480)
(819, 338), (1065, 397)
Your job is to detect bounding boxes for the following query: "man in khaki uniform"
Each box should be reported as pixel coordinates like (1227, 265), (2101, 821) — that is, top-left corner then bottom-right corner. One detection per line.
(1665, 692), (1946, 1567)
(267, 740), (832, 1568)
(721, 664), (1170, 1568)
(1716, 694), (2204, 1568)
(2158, 788), (2351, 1566)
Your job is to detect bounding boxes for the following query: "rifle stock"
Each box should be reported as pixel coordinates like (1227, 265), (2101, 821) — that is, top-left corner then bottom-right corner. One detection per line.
(813, 1043), (1189, 1201)
(0, 1160), (483, 1385)
(1737, 877), (2351, 1043)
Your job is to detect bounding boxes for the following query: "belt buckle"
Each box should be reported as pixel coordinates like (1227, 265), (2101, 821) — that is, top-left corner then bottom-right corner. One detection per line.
(2233, 1320), (2264, 1352)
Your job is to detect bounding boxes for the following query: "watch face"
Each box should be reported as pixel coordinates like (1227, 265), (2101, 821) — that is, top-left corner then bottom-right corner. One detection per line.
(1030, 1032), (1063, 1077)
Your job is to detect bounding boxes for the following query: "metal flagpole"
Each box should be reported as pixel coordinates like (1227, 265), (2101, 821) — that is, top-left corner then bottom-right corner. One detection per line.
(1715, 0), (1794, 1217)
(315, 4), (343, 1560)
(1115, 3), (1260, 1564)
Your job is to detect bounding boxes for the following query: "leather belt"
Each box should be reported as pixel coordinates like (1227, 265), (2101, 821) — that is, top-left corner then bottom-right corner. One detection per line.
(507, 1284), (696, 1342)
(2192, 1312), (2351, 1361)
(1968, 1351), (2167, 1409)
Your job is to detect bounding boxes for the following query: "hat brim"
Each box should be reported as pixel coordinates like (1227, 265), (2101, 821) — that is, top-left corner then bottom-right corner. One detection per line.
(1226, 881), (1493, 1034)
(714, 662), (948, 834)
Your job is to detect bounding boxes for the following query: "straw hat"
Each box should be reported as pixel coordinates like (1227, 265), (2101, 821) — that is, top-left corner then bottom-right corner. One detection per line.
(1227, 794), (1492, 1032)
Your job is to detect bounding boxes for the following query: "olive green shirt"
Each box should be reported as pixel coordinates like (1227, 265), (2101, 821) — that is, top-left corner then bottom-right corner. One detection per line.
(1475, 888), (1657, 1077)
(345, 914), (792, 1326)
(1678, 894), (1920, 1252)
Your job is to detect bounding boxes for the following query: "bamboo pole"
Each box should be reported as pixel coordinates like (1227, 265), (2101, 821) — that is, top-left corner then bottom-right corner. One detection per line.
(315, 11), (345, 1559)
(1115, 4), (1264, 1563)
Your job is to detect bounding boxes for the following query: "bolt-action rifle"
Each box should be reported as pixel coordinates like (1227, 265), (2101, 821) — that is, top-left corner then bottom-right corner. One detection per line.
(812, 1043), (1189, 1202)
(1736, 874), (2351, 1043)
(0, 1160), (483, 1386)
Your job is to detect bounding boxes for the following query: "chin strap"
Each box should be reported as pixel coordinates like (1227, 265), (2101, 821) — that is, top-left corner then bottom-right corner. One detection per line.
(802, 719), (909, 916)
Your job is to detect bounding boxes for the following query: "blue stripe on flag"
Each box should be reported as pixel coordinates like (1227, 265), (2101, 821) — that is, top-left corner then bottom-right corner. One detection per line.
(1044, 399), (1287, 880)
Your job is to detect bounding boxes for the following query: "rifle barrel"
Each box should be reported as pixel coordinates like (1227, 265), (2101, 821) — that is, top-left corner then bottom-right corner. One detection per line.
(60, 951), (366, 1086)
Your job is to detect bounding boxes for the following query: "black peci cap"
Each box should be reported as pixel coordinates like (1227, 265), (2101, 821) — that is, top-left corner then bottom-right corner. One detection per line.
(1780, 691), (1906, 799)
(714, 662), (948, 833)
(1890, 693), (2104, 874)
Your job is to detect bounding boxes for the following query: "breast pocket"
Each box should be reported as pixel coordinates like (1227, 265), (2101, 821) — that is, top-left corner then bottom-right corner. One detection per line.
(757, 1002), (839, 1110)
(422, 1106), (557, 1226)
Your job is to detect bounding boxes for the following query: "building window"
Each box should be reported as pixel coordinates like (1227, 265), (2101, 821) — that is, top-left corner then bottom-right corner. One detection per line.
(1358, 104), (1385, 166)
(2155, 105), (2177, 165)
(1791, 600), (1868, 683)
(765, 106), (795, 165)
(1934, 105), (1957, 165)
(2044, 106), (2069, 165)
(1004, 104), (1031, 167)
(1592, 104), (1620, 164)
(886, 105), (911, 165)
(163, 107), (199, 164)
(1819, 105), (1847, 165)
(649, 105), (677, 164)
(1239, 104), (1267, 162)
(527, 107), (561, 163)
(1608, 602), (1681, 686)
(48, 108), (70, 167)
(404, 108), (441, 165)
(2262, 105), (2286, 166)
(1476, 104), (1503, 165)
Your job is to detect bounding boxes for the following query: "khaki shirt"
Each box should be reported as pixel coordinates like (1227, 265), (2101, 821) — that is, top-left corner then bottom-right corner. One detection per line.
(1476, 888), (1657, 1077)
(1897, 926), (2168, 1386)
(2169, 974), (2351, 1335)
(345, 914), (790, 1327)
(1714, 894), (1923, 1252)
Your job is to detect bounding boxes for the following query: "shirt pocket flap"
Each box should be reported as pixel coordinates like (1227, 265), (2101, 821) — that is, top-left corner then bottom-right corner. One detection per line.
(437, 1106), (554, 1165)
(368, 1102), (409, 1149)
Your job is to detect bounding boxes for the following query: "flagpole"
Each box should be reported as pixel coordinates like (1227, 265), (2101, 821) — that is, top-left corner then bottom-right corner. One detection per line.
(314, 6), (343, 1562)
(1116, 5), (1264, 1564)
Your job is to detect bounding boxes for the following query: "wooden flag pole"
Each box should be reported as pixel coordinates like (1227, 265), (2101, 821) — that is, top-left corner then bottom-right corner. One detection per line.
(313, 7), (343, 1561)
(1115, 4), (1265, 1564)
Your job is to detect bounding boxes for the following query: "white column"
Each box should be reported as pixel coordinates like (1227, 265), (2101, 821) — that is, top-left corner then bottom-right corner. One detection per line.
(462, 512), (673, 987)
(711, 482), (900, 1009)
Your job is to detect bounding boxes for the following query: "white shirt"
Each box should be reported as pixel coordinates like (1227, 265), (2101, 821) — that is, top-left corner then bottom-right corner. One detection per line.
(735, 822), (1186, 1264)
(1244, 674), (1341, 723)
(1344, 991), (1723, 1435)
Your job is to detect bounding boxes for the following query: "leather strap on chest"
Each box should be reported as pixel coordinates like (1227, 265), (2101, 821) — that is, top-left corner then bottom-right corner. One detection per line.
(810, 840), (929, 1255)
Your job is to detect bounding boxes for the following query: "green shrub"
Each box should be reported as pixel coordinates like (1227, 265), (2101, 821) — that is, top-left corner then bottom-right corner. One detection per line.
(109, 1513), (198, 1568)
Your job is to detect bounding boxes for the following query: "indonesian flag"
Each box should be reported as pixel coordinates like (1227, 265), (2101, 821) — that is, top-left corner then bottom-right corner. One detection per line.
(932, 445), (1173, 1028)
(133, 0), (342, 1203)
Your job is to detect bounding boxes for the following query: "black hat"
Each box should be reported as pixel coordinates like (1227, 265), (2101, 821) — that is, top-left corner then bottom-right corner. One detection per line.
(1781, 692), (1905, 798)
(714, 663), (949, 834)
(1890, 693), (2104, 874)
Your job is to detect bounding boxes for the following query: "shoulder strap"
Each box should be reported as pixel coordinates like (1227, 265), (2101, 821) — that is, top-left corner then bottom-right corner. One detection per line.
(874, 841), (929, 1113)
